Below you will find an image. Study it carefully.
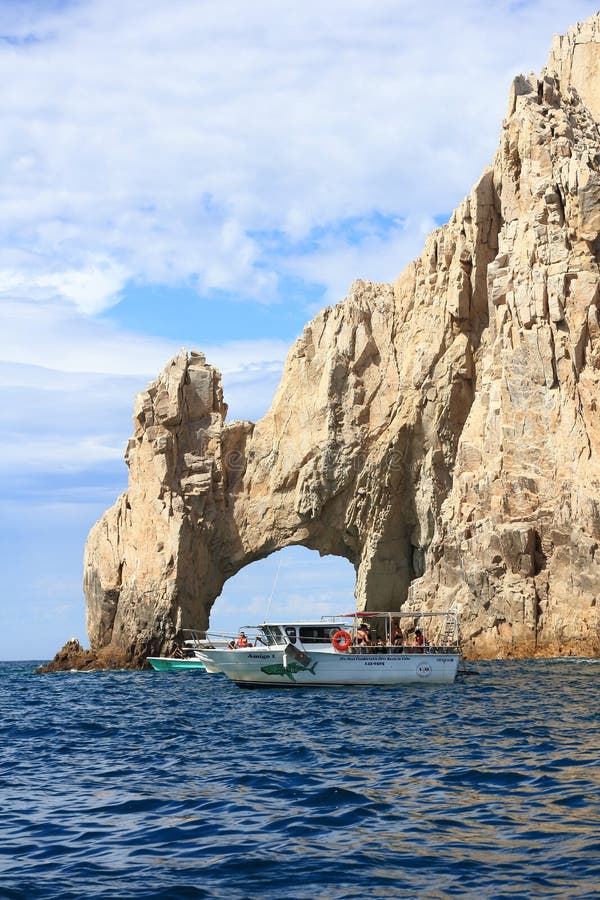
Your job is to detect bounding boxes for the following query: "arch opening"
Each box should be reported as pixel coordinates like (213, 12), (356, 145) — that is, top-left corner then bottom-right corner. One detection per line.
(208, 546), (356, 635)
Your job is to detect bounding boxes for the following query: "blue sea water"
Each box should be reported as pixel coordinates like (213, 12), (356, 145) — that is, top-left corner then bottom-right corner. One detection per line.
(1, 659), (599, 899)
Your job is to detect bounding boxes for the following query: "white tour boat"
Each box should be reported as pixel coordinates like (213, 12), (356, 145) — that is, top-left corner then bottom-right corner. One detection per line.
(195, 611), (461, 687)
(147, 629), (234, 672)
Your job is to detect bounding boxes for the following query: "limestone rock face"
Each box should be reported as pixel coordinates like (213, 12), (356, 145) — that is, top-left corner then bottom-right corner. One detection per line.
(84, 14), (600, 663)
(547, 15), (600, 123)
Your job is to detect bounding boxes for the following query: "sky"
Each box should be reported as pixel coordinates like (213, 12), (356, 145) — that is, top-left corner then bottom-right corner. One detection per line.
(1, 0), (598, 660)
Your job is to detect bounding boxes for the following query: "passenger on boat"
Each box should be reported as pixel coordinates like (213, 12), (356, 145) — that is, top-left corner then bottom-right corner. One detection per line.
(235, 632), (249, 648)
(414, 628), (425, 653)
(356, 623), (371, 649)
(390, 622), (404, 646)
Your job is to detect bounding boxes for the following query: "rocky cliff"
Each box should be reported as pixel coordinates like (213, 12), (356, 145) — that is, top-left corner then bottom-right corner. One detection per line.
(83, 14), (600, 664)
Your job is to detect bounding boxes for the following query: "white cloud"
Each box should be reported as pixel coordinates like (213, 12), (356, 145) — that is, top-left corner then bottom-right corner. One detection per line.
(0, 304), (289, 476)
(0, 259), (129, 314)
(0, 434), (122, 471)
(35, 263), (129, 315)
(0, 0), (597, 308)
(0, 297), (177, 375)
(286, 216), (439, 308)
(0, 292), (273, 366)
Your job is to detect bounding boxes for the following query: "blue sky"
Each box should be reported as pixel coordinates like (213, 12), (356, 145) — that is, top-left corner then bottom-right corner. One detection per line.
(1, 0), (598, 660)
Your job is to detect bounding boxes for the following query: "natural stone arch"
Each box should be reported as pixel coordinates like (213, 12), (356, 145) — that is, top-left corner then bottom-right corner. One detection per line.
(84, 271), (481, 664)
(84, 18), (600, 664)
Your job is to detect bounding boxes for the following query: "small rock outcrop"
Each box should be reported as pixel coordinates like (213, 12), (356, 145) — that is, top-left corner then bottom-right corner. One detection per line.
(82, 14), (600, 666)
(36, 639), (132, 672)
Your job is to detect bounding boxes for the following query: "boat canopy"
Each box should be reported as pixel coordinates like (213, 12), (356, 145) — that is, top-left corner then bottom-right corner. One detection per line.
(340, 611), (456, 618)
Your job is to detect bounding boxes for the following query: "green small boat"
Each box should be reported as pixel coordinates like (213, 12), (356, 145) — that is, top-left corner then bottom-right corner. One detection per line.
(147, 656), (206, 672)
(147, 629), (236, 672)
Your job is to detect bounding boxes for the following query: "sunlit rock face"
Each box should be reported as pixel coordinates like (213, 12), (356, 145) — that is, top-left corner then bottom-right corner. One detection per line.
(84, 14), (600, 663)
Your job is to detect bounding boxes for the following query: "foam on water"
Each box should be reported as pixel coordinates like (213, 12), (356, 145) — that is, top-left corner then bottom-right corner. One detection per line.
(1, 659), (599, 899)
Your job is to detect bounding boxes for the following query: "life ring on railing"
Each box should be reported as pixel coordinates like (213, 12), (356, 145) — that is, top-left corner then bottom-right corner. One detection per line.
(331, 630), (352, 652)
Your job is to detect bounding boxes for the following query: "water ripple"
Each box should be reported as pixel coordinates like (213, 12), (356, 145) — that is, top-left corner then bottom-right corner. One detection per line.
(0, 659), (599, 898)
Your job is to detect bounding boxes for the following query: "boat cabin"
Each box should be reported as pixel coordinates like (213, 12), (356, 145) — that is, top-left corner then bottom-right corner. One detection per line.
(236, 611), (459, 655)
(252, 623), (348, 649)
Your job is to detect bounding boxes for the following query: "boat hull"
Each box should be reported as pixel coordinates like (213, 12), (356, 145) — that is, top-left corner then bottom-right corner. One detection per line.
(196, 648), (459, 686)
(147, 657), (206, 672)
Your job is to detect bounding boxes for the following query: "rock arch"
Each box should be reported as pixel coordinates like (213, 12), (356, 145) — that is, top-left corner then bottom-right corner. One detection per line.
(84, 16), (600, 662)
(85, 241), (494, 665)
(84, 279), (444, 663)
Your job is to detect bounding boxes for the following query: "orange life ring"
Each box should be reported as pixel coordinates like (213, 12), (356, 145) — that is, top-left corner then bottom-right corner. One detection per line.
(332, 630), (352, 652)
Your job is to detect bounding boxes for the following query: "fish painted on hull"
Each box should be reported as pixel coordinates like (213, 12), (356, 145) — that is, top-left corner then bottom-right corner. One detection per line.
(260, 661), (318, 681)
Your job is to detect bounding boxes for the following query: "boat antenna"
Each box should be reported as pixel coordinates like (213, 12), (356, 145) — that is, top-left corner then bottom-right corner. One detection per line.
(264, 554), (283, 621)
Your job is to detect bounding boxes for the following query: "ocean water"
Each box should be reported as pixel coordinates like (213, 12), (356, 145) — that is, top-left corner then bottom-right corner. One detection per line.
(1, 660), (599, 899)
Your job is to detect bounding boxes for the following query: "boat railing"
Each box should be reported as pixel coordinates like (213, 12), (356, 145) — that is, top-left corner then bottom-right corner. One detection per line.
(349, 642), (459, 655)
(319, 610), (460, 652)
(203, 627), (274, 649)
(180, 630), (239, 651)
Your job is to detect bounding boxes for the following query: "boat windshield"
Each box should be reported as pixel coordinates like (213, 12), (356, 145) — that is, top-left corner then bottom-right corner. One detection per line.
(260, 625), (286, 646)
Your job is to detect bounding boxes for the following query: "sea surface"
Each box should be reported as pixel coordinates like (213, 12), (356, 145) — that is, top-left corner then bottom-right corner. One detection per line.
(1, 659), (599, 899)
